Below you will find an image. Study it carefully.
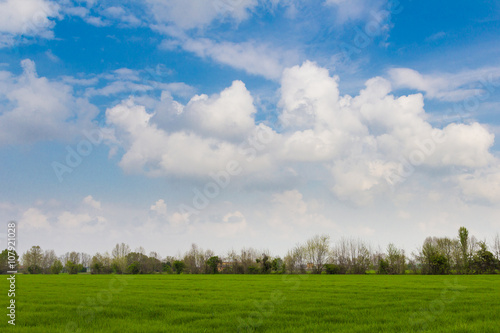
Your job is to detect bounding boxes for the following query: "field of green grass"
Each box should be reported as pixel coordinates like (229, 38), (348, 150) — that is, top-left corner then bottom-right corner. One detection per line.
(1, 274), (499, 332)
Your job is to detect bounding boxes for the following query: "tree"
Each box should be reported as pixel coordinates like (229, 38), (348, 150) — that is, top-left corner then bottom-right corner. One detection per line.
(493, 233), (500, 262)
(112, 243), (130, 274)
(305, 234), (330, 274)
(42, 250), (60, 274)
(284, 245), (307, 274)
(50, 260), (63, 274)
(458, 227), (469, 274)
(471, 241), (496, 274)
(65, 260), (79, 274)
(386, 244), (406, 274)
(22, 246), (43, 274)
(271, 257), (283, 273)
(173, 260), (185, 274)
(0, 249), (19, 274)
(324, 264), (341, 274)
(377, 259), (389, 274)
(206, 256), (222, 274)
(127, 261), (141, 274)
(259, 254), (272, 274)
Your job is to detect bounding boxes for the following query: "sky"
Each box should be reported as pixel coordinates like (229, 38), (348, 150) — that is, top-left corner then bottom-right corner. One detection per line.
(0, 0), (499, 258)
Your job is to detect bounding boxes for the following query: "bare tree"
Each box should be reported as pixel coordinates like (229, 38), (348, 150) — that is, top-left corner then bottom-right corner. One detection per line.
(42, 249), (57, 273)
(112, 243), (131, 273)
(493, 233), (500, 261)
(386, 243), (405, 274)
(305, 234), (330, 274)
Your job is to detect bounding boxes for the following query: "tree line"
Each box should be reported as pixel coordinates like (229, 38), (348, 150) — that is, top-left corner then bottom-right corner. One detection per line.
(2, 227), (500, 275)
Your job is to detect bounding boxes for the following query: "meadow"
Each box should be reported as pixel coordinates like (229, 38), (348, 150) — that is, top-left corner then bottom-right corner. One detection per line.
(1, 274), (499, 332)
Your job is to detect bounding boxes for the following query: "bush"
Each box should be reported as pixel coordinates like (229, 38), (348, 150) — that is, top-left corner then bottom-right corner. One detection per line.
(324, 264), (341, 274)
(247, 265), (260, 274)
(28, 265), (42, 274)
(173, 261), (185, 274)
(50, 260), (63, 274)
(377, 259), (389, 275)
(127, 262), (140, 274)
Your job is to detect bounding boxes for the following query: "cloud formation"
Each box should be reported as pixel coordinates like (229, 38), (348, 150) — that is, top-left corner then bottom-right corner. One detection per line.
(0, 0), (60, 47)
(0, 60), (99, 145)
(105, 61), (499, 204)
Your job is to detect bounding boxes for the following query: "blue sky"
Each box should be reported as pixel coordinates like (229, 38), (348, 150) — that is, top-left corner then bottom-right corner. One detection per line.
(1, 0), (499, 257)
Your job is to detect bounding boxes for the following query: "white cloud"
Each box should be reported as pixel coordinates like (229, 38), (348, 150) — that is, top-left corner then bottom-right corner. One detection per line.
(325, 0), (389, 24)
(150, 199), (168, 216)
(145, 0), (258, 30)
(19, 208), (50, 230)
(0, 0), (60, 47)
(184, 81), (257, 141)
(83, 195), (101, 210)
(0, 59), (99, 145)
(104, 61), (499, 205)
(182, 38), (296, 80)
(388, 67), (500, 102)
(456, 167), (500, 204)
(57, 211), (107, 233)
(201, 211), (248, 238)
(105, 81), (274, 177)
(268, 190), (336, 232)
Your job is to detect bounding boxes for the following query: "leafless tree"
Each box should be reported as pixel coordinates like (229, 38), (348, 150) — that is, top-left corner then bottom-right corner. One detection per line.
(305, 234), (330, 274)
(112, 243), (131, 273)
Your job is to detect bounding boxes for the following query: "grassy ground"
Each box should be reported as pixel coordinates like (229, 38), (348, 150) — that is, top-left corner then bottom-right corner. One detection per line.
(0, 274), (499, 332)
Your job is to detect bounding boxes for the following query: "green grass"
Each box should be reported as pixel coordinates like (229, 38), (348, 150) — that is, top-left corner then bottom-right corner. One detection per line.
(1, 274), (499, 332)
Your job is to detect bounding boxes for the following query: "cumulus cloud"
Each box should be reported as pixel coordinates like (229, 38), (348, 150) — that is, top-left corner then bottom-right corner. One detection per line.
(19, 208), (50, 230)
(105, 81), (274, 177)
(0, 59), (99, 145)
(150, 199), (168, 216)
(104, 61), (499, 204)
(0, 0), (60, 47)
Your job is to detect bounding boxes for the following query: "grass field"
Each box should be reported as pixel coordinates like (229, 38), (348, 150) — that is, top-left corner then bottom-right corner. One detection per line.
(1, 274), (499, 332)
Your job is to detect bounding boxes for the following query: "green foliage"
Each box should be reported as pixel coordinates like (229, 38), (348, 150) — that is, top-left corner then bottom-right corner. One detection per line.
(50, 260), (63, 274)
(173, 260), (185, 274)
(471, 242), (496, 274)
(260, 254), (272, 274)
(206, 256), (221, 274)
(65, 260), (79, 275)
(27, 265), (42, 274)
(247, 265), (259, 274)
(428, 254), (450, 275)
(324, 264), (342, 274)
(377, 259), (389, 275)
(271, 257), (283, 273)
(0, 249), (19, 274)
(127, 262), (141, 274)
